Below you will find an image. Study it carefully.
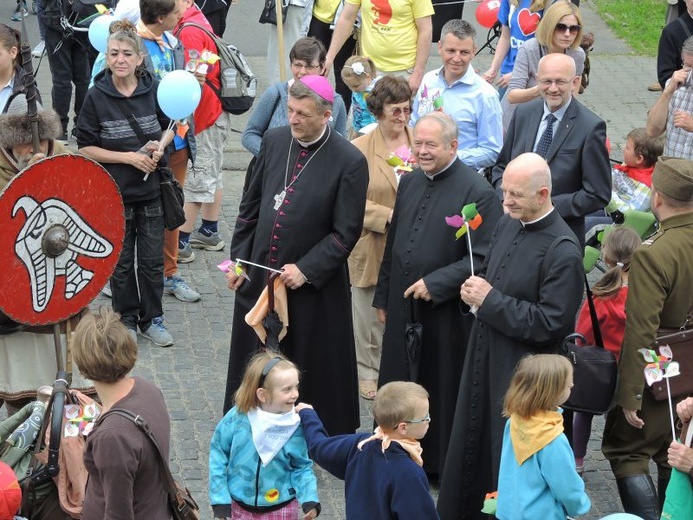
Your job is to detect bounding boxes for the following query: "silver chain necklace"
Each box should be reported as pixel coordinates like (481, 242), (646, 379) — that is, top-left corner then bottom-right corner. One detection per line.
(273, 126), (331, 211)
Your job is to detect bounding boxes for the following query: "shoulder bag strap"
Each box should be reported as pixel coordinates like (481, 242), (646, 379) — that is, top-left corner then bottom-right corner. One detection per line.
(175, 22), (224, 98)
(97, 409), (179, 497)
(583, 272), (605, 349)
(678, 16), (692, 39)
(112, 97), (148, 147)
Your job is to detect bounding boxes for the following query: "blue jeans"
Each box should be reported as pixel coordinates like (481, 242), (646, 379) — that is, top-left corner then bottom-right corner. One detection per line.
(34, 0), (46, 39)
(111, 198), (165, 332)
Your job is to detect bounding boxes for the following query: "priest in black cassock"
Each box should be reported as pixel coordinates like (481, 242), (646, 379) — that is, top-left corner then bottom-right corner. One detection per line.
(223, 75), (369, 435)
(437, 153), (584, 520)
(374, 112), (503, 477)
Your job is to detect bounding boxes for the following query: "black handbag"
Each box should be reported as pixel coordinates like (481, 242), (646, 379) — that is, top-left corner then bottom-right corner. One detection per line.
(97, 409), (200, 520)
(113, 99), (185, 231)
(259, 0), (287, 25)
(158, 166), (186, 231)
(560, 274), (618, 415)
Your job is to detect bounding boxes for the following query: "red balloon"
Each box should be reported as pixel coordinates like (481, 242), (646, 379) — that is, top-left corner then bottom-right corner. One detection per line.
(475, 0), (500, 29)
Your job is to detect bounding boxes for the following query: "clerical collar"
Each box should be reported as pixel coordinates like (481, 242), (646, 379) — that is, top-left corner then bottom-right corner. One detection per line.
(296, 125), (328, 148)
(424, 157), (457, 179)
(520, 207), (554, 227)
(542, 98), (571, 123)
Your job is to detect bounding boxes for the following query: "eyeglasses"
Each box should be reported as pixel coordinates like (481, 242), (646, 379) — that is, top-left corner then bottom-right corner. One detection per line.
(386, 106), (412, 118)
(538, 78), (572, 87)
(555, 23), (581, 34)
(291, 61), (321, 72)
(404, 412), (431, 424)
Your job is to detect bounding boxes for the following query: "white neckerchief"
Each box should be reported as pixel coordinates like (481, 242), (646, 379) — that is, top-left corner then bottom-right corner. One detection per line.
(247, 407), (300, 466)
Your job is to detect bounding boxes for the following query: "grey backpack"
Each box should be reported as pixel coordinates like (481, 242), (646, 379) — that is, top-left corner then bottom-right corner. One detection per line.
(176, 23), (257, 115)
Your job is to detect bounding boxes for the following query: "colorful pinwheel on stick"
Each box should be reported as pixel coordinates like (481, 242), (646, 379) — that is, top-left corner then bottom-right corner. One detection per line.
(445, 203), (483, 276)
(386, 145), (416, 183)
(639, 346), (680, 440)
(445, 203), (483, 240)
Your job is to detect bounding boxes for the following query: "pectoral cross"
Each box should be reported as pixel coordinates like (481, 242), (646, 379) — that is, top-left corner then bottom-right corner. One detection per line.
(273, 190), (286, 211)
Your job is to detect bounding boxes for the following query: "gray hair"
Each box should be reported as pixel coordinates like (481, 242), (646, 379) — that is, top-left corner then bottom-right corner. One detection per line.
(682, 35), (693, 57)
(415, 112), (458, 147)
(440, 19), (476, 42)
(288, 80), (333, 113)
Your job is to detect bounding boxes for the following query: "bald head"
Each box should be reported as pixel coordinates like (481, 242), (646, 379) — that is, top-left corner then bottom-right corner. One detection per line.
(501, 153), (553, 221)
(537, 53), (580, 112)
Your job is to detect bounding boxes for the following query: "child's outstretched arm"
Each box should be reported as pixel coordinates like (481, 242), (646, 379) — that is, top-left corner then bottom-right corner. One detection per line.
(296, 403), (364, 480)
(286, 421), (321, 519)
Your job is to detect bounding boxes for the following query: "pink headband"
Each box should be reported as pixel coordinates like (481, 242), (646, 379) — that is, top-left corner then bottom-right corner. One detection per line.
(299, 75), (335, 104)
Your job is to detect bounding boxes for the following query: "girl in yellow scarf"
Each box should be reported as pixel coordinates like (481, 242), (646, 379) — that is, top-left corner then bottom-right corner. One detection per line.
(496, 354), (591, 520)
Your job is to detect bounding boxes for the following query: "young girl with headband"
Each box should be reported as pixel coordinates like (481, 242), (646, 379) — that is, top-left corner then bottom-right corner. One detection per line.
(209, 352), (320, 519)
(341, 55), (378, 136)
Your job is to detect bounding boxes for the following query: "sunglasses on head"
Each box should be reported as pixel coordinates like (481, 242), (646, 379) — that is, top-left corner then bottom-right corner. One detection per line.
(555, 23), (581, 34)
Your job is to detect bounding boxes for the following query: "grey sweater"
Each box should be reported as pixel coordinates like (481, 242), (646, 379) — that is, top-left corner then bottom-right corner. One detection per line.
(241, 81), (348, 156)
(501, 38), (585, 131)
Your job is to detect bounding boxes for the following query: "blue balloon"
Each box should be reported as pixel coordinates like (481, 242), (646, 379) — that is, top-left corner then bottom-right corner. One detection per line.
(88, 15), (115, 54)
(157, 70), (202, 121)
(600, 514), (644, 520)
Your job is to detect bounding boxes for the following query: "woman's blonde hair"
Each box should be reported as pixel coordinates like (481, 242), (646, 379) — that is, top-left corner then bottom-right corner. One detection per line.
(72, 307), (137, 384)
(234, 351), (299, 414)
(372, 381), (429, 430)
(341, 55), (376, 85)
(503, 354), (572, 418)
(535, 0), (583, 51)
(593, 226), (641, 298)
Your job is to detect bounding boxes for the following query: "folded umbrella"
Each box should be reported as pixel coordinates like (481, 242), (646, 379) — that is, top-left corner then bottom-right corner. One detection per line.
(404, 297), (422, 382)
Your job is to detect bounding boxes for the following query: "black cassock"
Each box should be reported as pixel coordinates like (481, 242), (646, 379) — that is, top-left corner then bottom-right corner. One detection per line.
(374, 159), (503, 476)
(223, 126), (368, 435)
(437, 210), (584, 520)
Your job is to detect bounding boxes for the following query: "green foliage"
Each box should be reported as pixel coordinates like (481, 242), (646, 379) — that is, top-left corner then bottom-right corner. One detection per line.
(592, 0), (667, 56)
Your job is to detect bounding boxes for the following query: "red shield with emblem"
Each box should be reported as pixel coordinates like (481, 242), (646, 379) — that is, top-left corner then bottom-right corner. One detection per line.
(0, 154), (124, 325)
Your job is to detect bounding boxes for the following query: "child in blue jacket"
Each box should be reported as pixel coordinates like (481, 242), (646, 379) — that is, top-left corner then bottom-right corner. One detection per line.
(209, 352), (320, 519)
(296, 381), (438, 519)
(496, 354), (590, 520)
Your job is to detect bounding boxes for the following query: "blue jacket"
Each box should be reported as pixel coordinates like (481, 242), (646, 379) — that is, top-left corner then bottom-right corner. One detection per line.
(496, 418), (591, 519)
(299, 408), (439, 520)
(209, 407), (319, 518)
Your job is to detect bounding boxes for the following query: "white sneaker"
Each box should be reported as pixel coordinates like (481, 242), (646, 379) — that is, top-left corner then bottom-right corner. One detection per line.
(32, 40), (45, 58)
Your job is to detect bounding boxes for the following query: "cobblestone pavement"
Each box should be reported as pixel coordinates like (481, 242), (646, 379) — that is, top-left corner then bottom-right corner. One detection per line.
(2, 0), (667, 517)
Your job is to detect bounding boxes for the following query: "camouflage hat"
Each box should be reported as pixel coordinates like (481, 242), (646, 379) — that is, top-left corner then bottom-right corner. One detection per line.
(652, 156), (693, 201)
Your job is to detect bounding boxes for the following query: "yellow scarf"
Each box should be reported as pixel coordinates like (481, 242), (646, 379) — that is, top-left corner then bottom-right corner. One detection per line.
(509, 410), (564, 465)
(136, 21), (169, 52)
(356, 427), (424, 467)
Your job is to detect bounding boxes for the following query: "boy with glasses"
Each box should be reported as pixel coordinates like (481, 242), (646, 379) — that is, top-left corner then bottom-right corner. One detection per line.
(296, 381), (439, 519)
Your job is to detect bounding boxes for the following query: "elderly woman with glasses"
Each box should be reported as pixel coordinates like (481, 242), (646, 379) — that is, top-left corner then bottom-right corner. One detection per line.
(241, 37), (347, 157)
(501, 0), (585, 131)
(347, 75), (414, 401)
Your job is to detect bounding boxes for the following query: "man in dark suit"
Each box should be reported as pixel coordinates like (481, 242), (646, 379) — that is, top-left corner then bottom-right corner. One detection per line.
(492, 53), (611, 245)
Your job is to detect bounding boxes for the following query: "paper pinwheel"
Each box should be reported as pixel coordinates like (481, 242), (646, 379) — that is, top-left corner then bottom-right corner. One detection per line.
(433, 93), (444, 111)
(217, 259), (251, 281)
(638, 346), (680, 386)
(445, 203), (483, 240)
(639, 345), (680, 440)
(386, 145), (416, 180)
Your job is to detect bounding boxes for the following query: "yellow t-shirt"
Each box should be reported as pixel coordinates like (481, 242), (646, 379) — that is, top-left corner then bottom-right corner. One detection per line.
(347, 0), (434, 71)
(313, 0), (342, 24)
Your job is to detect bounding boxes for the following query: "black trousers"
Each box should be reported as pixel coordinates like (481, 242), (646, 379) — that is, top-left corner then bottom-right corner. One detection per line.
(44, 26), (90, 134)
(308, 16), (357, 114)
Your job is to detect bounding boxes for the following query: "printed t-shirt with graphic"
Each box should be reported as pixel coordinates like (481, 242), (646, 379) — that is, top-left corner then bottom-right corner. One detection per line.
(498, 0), (543, 75)
(346, 0), (434, 72)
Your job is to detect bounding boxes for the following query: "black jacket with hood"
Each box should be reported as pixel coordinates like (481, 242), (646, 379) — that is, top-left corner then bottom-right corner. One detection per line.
(75, 69), (171, 204)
